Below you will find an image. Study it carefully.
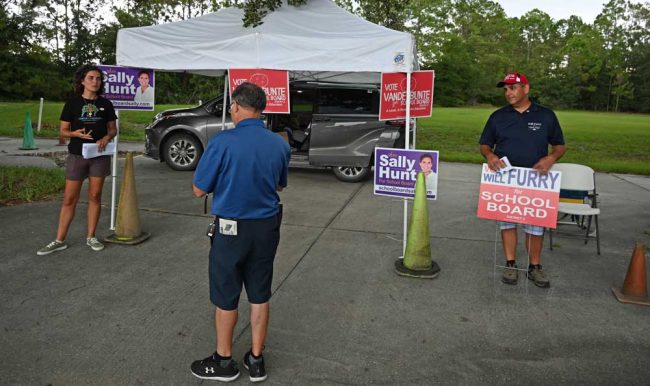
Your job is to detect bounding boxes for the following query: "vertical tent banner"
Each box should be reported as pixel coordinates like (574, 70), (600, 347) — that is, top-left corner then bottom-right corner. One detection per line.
(98, 65), (155, 229)
(379, 71), (434, 121)
(228, 69), (290, 114)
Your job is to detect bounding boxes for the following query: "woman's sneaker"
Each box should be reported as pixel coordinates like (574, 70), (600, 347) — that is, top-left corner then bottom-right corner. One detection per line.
(37, 240), (68, 256)
(190, 352), (240, 382)
(86, 237), (104, 251)
(243, 350), (267, 382)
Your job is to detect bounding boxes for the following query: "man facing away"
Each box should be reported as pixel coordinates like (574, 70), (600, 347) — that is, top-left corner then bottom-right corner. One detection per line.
(190, 82), (291, 382)
(479, 72), (566, 288)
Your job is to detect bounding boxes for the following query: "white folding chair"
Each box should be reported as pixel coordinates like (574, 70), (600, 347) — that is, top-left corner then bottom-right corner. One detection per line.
(548, 163), (601, 255)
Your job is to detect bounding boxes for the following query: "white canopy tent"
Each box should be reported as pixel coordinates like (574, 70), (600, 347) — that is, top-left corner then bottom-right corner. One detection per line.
(115, 0), (420, 253)
(116, 0), (417, 75)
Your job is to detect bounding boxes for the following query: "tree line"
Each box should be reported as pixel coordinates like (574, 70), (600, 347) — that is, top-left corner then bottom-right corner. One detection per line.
(1, 0), (648, 112)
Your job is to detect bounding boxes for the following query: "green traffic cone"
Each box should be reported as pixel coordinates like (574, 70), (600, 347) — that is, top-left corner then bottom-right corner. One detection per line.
(395, 172), (440, 279)
(19, 111), (38, 150)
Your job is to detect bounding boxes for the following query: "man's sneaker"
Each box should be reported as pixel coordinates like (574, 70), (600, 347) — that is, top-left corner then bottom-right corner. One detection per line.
(528, 265), (550, 288)
(37, 240), (68, 256)
(190, 352), (240, 382)
(502, 262), (518, 285)
(86, 237), (104, 252)
(243, 350), (267, 382)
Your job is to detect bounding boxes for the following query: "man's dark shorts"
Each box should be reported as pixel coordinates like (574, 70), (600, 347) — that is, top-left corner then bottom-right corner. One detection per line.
(65, 154), (111, 180)
(209, 214), (281, 310)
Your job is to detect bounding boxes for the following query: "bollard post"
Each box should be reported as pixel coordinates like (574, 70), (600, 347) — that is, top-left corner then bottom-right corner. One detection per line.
(37, 97), (44, 134)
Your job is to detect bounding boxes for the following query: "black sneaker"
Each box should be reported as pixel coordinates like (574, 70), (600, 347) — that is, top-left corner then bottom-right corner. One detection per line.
(190, 352), (240, 382)
(243, 350), (267, 382)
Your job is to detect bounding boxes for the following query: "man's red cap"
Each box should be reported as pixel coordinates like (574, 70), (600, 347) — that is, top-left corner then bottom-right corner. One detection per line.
(496, 72), (529, 87)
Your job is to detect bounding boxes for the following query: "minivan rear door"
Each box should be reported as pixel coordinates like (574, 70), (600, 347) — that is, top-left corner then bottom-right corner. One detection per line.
(309, 87), (384, 167)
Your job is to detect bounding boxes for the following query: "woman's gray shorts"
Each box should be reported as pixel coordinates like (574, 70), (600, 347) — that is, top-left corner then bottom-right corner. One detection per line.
(64, 154), (111, 180)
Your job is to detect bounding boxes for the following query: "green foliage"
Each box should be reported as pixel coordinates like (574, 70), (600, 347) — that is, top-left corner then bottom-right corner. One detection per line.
(0, 0), (649, 113)
(0, 166), (65, 205)
(240, 0), (307, 27)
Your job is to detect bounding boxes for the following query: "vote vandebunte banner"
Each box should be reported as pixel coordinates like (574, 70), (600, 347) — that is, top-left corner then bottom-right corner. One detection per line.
(228, 69), (289, 114)
(379, 70), (434, 120)
(477, 165), (562, 229)
(98, 65), (155, 111)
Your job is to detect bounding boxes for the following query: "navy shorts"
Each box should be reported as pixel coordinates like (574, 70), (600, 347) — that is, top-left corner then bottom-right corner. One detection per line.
(65, 154), (111, 180)
(209, 214), (281, 310)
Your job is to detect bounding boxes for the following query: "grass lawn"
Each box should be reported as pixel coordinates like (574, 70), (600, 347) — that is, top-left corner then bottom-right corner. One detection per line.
(0, 101), (192, 141)
(1, 102), (649, 174)
(417, 107), (650, 175)
(0, 165), (65, 205)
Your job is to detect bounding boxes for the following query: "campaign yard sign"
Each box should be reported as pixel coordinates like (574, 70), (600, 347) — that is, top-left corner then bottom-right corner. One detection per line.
(98, 65), (155, 111)
(379, 70), (435, 120)
(228, 69), (290, 113)
(477, 165), (562, 228)
(374, 147), (439, 200)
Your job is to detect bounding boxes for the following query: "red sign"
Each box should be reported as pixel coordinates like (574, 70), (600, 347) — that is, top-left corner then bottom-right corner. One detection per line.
(228, 69), (290, 113)
(477, 164), (562, 228)
(379, 71), (435, 120)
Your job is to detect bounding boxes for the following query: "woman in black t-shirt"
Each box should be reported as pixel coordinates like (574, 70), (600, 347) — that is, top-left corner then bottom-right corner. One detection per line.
(37, 64), (117, 255)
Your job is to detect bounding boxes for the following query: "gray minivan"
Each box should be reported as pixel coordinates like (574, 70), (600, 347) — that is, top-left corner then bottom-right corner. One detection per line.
(143, 81), (406, 182)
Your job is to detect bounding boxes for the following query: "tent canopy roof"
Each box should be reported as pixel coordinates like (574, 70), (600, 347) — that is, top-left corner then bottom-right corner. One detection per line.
(116, 0), (417, 76)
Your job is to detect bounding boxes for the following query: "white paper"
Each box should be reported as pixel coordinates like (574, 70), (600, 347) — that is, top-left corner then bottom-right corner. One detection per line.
(498, 156), (513, 173)
(82, 142), (116, 159)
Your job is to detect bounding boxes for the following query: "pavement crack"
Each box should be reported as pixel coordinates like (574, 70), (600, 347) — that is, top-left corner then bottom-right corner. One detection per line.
(67, 284), (87, 294)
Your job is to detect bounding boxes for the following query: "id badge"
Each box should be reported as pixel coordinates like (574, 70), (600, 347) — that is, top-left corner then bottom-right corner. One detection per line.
(219, 218), (238, 236)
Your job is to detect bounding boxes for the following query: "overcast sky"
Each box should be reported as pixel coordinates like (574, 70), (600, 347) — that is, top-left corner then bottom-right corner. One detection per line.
(493, 0), (645, 23)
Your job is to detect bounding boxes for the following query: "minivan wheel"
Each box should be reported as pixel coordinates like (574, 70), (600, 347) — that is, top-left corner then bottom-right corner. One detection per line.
(332, 166), (370, 182)
(163, 133), (203, 171)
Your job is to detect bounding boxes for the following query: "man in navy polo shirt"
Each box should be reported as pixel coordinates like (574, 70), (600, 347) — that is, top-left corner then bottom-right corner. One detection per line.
(479, 72), (566, 288)
(190, 82), (290, 382)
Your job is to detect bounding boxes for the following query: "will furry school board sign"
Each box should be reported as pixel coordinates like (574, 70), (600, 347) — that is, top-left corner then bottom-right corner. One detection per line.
(228, 69), (290, 113)
(374, 147), (439, 200)
(98, 65), (155, 111)
(477, 165), (562, 228)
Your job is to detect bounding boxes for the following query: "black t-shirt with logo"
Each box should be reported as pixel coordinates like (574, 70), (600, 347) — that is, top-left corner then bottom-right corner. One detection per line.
(60, 95), (118, 155)
(478, 102), (565, 168)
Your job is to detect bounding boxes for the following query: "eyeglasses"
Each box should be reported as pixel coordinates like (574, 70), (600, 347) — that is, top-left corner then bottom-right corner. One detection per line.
(228, 101), (237, 113)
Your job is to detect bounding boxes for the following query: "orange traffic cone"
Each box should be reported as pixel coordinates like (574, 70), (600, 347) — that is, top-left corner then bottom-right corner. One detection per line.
(104, 152), (151, 245)
(612, 242), (650, 306)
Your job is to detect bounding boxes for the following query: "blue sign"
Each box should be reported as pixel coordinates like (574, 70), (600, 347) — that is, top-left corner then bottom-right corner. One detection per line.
(98, 65), (155, 111)
(374, 147), (439, 200)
